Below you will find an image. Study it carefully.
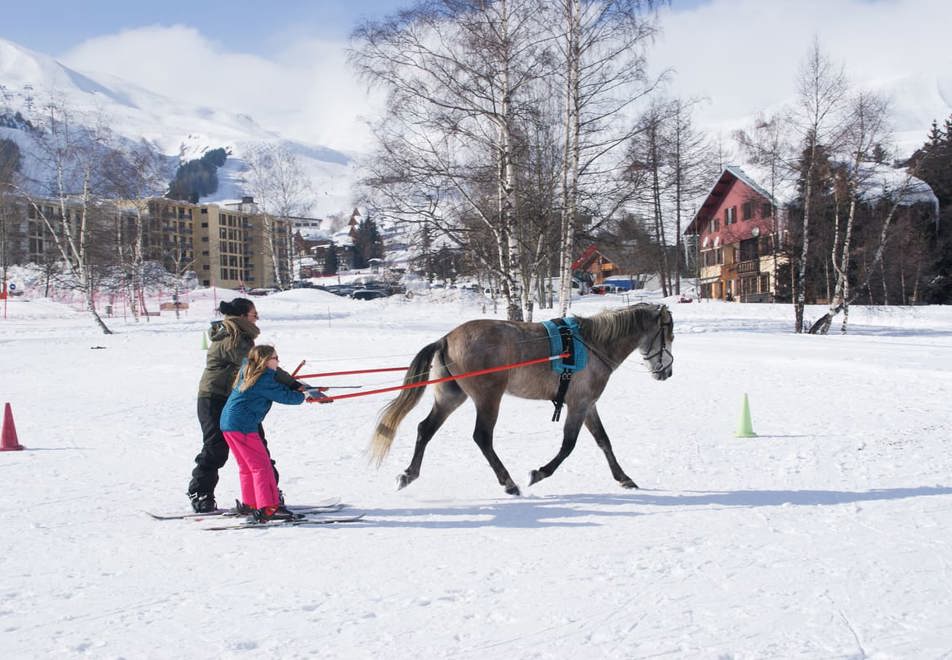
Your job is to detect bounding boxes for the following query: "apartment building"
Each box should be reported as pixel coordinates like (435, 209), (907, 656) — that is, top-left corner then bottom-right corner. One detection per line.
(15, 195), (291, 290)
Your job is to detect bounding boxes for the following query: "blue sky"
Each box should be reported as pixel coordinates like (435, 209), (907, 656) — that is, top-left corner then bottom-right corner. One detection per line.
(1, 0), (948, 155)
(1, 1), (714, 57)
(0, 0), (709, 57)
(1, 0), (414, 56)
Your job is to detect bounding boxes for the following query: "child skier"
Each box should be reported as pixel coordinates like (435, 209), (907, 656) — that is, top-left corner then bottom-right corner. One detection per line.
(219, 344), (323, 522)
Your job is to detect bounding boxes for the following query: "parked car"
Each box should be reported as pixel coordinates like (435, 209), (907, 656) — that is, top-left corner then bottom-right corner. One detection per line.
(351, 288), (390, 300)
(324, 285), (358, 297)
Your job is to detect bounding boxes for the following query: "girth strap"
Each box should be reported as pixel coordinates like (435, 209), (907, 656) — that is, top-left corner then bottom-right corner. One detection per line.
(551, 321), (575, 422)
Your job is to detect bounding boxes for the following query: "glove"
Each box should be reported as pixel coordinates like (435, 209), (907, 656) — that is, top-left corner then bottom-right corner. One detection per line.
(305, 388), (333, 403)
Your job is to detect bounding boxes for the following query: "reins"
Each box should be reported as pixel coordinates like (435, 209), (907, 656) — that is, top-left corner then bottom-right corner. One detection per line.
(305, 352), (569, 403)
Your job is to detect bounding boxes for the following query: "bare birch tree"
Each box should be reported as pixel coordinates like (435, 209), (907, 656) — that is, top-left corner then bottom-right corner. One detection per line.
(351, 0), (550, 320)
(554, 0), (665, 315)
(100, 142), (172, 320)
(665, 98), (714, 295)
(243, 143), (313, 288)
(734, 113), (797, 302)
(790, 39), (848, 332)
(19, 101), (115, 333)
(810, 91), (891, 334)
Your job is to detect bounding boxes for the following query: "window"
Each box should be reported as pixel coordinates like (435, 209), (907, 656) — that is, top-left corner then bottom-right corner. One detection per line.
(740, 277), (752, 296)
(742, 202), (753, 220)
(739, 237), (759, 262)
(726, 206), (736, 224)
(712, 218), (720, 232)
(762, 203), (772, 218)
(702, 249), (724, 267)
(760, 274), (770, 293)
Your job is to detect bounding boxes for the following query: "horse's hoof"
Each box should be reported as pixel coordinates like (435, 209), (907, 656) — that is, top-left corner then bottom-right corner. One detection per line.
(396, 473), (413, 490)
(619, 479), (639, 489)
(504, 482), (521, 496)
(528, 469), (547, 486)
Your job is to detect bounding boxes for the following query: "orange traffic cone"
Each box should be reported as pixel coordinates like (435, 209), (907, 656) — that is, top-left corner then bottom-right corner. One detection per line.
(1, 403), (24, 451)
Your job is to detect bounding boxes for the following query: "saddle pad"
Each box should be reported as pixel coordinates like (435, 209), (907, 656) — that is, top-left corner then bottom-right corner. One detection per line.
(541, 317), (588, 373)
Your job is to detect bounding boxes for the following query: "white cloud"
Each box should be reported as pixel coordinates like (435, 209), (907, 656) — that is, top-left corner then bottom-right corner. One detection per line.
(60, 2), (952, 157)
(62, 25), (381, 153)
(652, 0), (952, 150)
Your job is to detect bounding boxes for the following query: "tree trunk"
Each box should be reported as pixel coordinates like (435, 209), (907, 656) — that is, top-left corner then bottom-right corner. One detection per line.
(557, 0), (581, 317)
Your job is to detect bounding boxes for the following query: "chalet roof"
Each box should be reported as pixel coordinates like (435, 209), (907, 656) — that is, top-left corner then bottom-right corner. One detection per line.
(685, 162), (939, 236)
(571, 245), (616, 270)
(684, 165), (774, 236)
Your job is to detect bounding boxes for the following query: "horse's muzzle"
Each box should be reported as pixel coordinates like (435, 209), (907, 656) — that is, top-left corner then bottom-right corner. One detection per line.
(652, 365), (672, 381)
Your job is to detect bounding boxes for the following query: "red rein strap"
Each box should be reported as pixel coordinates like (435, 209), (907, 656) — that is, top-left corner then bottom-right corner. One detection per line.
(307, 353), (569, 403)
(296, 366), (409, 379)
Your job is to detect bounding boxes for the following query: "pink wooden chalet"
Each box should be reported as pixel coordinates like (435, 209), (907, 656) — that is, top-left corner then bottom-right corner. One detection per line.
(684, 165), (787, 302)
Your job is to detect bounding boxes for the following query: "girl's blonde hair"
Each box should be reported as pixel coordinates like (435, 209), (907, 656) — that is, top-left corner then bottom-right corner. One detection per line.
(235, 345), (277, 392)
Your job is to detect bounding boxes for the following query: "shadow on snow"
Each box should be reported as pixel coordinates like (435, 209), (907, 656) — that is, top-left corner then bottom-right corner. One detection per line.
(338, 485), (952, 529)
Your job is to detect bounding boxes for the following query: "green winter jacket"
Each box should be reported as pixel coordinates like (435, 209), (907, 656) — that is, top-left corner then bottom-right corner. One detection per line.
(197, 317), (302, 399)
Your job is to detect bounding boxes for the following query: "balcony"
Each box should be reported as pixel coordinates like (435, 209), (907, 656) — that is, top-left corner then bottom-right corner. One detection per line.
(736, 259), (759, 274)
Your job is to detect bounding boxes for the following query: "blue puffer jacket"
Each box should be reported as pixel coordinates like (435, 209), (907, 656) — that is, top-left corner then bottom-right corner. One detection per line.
(220, 368), (305, 433)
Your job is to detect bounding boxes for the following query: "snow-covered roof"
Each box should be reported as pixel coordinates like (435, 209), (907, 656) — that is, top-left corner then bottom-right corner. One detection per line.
(686, 162), (938, 235)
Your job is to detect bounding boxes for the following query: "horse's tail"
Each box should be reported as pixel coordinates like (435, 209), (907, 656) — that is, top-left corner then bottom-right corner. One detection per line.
(369, 339), (444, 467)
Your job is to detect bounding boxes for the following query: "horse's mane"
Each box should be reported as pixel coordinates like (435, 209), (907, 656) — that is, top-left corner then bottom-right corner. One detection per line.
(575, 303), (660, 346)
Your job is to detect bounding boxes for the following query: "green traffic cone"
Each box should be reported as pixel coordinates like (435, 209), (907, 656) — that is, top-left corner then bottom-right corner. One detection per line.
(736, 393), (757, 438)
(201, 331), (208, 350)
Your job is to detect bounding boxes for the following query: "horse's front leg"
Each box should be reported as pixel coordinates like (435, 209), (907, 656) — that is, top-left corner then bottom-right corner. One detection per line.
(584, 404), (637, 489)
(528, 406), (587, 486)
(472, 404), (520, 496)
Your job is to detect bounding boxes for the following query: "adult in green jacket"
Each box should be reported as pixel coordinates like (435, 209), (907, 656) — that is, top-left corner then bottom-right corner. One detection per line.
(188, 297), (305, 513)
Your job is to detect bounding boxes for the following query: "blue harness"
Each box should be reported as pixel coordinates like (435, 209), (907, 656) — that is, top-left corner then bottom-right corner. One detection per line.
(541, 317), (588, 421)
(541, 317), (588, 372)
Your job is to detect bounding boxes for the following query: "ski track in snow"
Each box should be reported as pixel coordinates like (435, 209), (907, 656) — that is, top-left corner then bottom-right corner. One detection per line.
(1, 289), (952, 658)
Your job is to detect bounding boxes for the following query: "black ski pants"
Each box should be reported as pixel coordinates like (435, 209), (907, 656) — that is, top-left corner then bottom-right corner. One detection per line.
(188, 396), (279, 497)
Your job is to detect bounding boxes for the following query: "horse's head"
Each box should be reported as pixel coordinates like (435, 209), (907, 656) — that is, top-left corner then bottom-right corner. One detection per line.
(639, 304), (673, 380)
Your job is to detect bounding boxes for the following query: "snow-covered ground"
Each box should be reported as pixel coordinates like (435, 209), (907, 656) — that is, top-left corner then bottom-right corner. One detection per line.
(1, 289), (951, 658)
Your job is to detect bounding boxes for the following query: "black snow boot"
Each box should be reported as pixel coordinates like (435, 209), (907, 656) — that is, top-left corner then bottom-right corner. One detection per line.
(189, 492), (217, 513)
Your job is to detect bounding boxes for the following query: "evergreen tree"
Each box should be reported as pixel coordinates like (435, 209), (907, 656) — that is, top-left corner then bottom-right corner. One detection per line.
(166, 147), (228, 201)
(911, 114), (952, 302)
(352, 215), (384, 269)
(322, 241), (339, 276)
(926, 119), (944, 146)
(0, 138), (21, 175)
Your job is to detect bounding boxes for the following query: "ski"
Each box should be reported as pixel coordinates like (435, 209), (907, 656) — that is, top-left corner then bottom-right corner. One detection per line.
(218, 503), (345, 518)
(203, 514), (365, 531)
(145, 496), (342, 521)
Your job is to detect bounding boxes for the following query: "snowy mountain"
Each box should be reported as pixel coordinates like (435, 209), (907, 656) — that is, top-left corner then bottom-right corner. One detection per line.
(0, 37), (358, 217)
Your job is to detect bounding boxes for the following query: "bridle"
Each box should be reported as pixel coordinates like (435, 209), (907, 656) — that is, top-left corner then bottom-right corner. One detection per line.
(642, 311), (674, 375)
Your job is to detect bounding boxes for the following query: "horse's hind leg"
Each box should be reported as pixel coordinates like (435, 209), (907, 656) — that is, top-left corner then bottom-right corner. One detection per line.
(471, 398), (521, 496)
(398, 381), (467, 489)
(528, 407), (586, 486)
(584, 405), (637, 489)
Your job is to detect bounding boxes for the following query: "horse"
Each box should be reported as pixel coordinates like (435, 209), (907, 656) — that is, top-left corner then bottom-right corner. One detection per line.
(369, 303), (674, 495)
